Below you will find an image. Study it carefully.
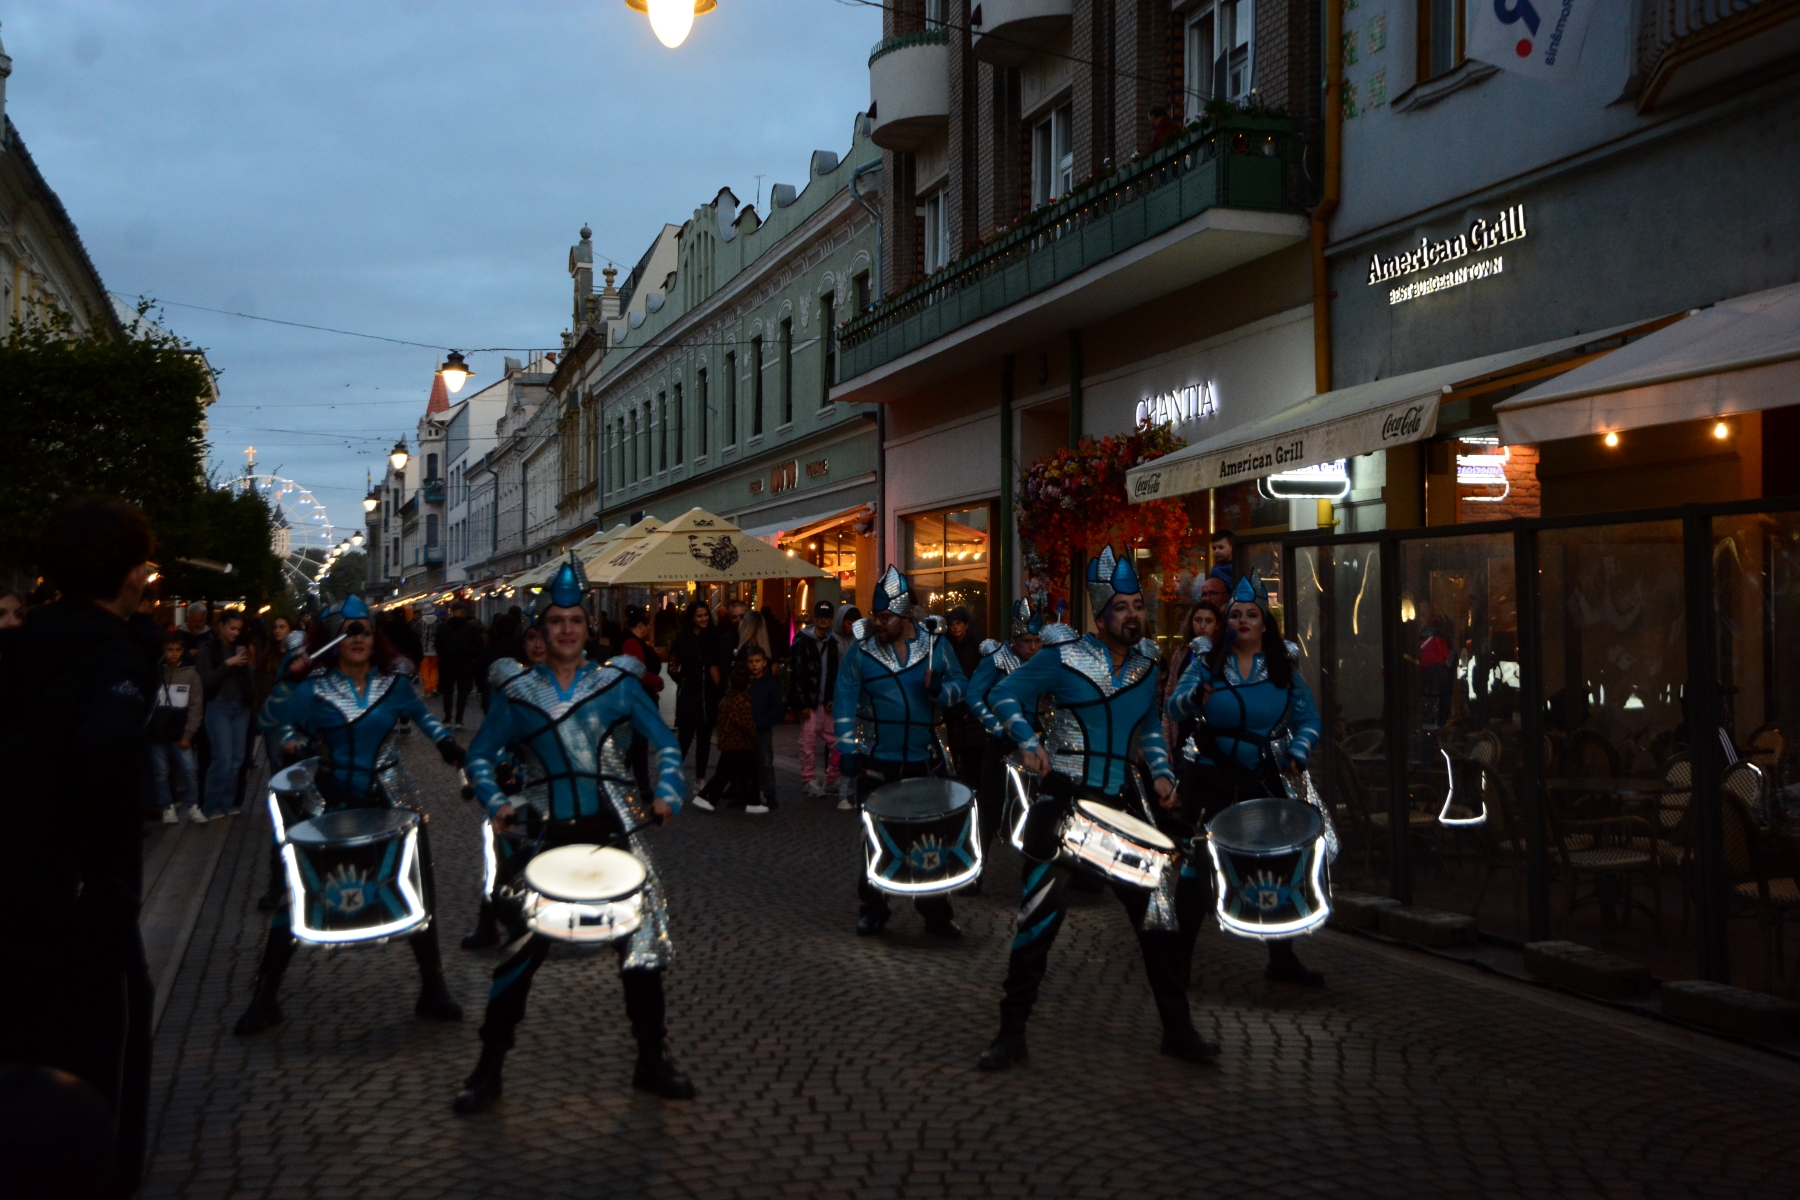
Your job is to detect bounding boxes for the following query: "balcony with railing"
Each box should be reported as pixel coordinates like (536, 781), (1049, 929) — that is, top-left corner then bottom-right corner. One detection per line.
(868, 28), (949, 152)
(423, 545), (445, 565)
(421, 478), (447, 504)
(971, 0), (1072, 67)
(835, 116), (1310, 395)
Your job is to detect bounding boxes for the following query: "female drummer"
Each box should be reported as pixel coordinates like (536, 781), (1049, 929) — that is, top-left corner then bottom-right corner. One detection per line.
(1165, 574), (1326, 987)
(234, 594), (468, 1035)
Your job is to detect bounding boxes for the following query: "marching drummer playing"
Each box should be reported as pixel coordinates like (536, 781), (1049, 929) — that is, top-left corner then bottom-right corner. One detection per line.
(1165, 573), (1327, 987)
(452, 561), (693, 1113)
(236, 595), (467, 1036)
(834, 565), (969, 938)
(979, 546), (1219, 1069)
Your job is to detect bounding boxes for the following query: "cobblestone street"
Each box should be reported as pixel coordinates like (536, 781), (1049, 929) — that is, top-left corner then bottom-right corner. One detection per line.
(143, 719), (1800, 1200)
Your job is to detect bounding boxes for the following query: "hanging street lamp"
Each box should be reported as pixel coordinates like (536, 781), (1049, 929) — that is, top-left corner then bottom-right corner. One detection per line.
(390, 441), (410, 472)
(437, 350), (474, 394)
(626, 0), (715, 49)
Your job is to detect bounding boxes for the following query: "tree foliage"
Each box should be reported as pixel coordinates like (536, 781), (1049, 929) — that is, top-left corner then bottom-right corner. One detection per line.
(0, 306), (281, 603)
(317, 549), (368, 606)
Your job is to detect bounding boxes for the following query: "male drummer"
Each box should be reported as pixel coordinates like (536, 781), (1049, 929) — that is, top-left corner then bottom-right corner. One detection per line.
(977, 546), (1217, 1069)
(963, 596), (1046, 872)
(833, 565), (969, 938)
(452, 560), (693, 1113)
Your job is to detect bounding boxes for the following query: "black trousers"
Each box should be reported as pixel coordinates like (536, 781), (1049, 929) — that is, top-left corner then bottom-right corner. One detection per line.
(254, 817), (448, 990)
(998, 790), (1203, 1032)
(677, 712), (715, 778)
(976, 736), (1012, 856)
(855, 759), (954, 926)
(477, 817), (667, 1052)
(441, 673), (474, 724)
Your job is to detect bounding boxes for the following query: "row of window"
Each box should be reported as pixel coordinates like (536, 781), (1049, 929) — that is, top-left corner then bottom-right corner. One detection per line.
(604, 295), (839, 495)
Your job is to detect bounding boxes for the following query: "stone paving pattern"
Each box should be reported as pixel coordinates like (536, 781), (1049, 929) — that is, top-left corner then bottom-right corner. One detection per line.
(143, 716), (1800, 1198)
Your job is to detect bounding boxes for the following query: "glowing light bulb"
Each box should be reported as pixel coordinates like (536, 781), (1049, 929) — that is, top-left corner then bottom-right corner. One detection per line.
(647, 0), (695, 47)
(1712, 421), (1730, 440)
(1603, 431), (1620, 448)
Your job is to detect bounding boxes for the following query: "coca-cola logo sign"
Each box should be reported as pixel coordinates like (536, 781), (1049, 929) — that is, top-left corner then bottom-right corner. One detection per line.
(1381, 406), (1425, 442)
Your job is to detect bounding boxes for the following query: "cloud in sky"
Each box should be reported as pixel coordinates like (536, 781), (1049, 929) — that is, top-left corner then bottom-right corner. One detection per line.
(3, 0), (880, 524)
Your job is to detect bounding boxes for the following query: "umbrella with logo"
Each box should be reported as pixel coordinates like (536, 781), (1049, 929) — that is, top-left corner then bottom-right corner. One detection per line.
(586, 508), (829, 586)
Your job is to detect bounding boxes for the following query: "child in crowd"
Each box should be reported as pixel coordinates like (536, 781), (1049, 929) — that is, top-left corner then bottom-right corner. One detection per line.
(150, 630), (205, 823)
(695, 664), (759, 812)
(743, 647), (784, 813)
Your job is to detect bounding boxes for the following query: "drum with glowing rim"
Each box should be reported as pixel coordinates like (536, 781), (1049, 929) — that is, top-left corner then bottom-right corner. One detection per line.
(1205, 796), (1331, 939)
(518, 844), (647, 944)
(267, 757), (324, 842)
(1057, 798), (1178, 890)
(283, 807), (428, 945)
(862, 778), (981, 895)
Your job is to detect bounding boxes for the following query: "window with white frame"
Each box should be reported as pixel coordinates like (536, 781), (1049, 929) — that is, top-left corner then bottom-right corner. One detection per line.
(1030, 103), (1073, 208)
(1184, 1), (1254, 110)
(922, 190), (950, 274)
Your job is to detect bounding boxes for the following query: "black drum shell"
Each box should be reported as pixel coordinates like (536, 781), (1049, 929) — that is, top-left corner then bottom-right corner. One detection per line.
(288, 809), (422, 936)
(1206, 796), (1322, 854)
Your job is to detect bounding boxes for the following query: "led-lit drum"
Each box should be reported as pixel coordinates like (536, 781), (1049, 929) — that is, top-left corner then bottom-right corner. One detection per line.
(1205, 796), (1331, 939)
(267, 757), (324, 841)
(862, 778), (981, 895)
(1057, 799), (1178, 890)
(518, 844), (647, 944)
(283, 807), (428, 944)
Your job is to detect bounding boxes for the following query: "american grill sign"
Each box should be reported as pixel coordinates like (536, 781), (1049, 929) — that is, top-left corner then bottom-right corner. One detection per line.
(1124, 394), (1441, 501)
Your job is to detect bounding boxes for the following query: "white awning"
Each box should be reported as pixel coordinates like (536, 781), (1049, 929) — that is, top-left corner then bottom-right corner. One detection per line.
(1125, 323), (1646, 501)
(1495, 282), (1800, 444)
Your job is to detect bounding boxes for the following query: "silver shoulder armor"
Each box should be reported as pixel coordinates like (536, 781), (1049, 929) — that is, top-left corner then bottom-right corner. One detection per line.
(1190, 635), (1214, 655)
(488, 658), (526, 690)
(851, 617), (870, 642)
(1137, 636), (1161, 660)
(1040, 622), (1079, 647)
(607, 654), (646, 679)
(1285, 639), (1302, 662)
(977, 637), (1002, 657)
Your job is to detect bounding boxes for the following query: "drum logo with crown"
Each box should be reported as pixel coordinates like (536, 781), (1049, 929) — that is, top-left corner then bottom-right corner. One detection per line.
(322, 864), (375, 915)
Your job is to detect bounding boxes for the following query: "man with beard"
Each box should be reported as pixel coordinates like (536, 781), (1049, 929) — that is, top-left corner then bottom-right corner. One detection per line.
(976, 546), (1215, 1070)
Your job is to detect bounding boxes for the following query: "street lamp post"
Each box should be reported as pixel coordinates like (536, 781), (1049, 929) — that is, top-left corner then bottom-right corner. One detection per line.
(625, 0), (715, 48)
(437, 350), (474, 395)
(390, 441), (410, 472)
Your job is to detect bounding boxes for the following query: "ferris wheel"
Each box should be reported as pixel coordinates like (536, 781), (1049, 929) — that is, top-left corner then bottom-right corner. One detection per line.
(227, 470), (339, 591)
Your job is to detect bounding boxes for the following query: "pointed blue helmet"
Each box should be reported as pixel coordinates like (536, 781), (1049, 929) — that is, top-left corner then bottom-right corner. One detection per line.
(1232, 572), (1270, 607)
(322, 593), (372, 638)
(872, 565), (913, 617)
(1085, 544), (1141, 612)
(532, 555), (589, 622)
(1009, 595), (1043, 638)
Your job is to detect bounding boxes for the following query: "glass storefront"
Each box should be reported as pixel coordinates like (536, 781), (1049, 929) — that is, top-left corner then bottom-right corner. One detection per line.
(904, 504), (993, 639)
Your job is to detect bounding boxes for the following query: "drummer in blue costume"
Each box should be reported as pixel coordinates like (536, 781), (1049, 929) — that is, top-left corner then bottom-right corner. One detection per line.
(833, 565), (969, 938)
(978, 547), (1218, 1069)
(963, 595), (1047, 872)
(452, 559), (693, 1113)
(1165, 571), (1326, 986)
(234, 594), (467, 1035)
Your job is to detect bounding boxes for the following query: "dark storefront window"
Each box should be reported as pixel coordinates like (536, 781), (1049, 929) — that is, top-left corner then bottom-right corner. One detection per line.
(904, 504), (992, 639)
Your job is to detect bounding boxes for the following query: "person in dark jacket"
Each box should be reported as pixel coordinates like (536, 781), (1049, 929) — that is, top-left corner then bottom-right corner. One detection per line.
(941, 606), (990, 798)
(437, 600), (484, 729)
(694, 663), (758, 811)
(787, 601), (844, 800)
(192, 610), (256, 819)
(0, 498), (161, 1198)
(667, 601), (722, 778)
(744, 646), (784, 812)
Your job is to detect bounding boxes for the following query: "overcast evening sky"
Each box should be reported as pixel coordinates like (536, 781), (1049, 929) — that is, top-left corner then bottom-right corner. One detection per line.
(3, 0), (880, 546)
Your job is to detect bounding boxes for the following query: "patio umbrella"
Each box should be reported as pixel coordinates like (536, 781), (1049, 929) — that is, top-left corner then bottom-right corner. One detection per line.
(586, 508), (829, 586)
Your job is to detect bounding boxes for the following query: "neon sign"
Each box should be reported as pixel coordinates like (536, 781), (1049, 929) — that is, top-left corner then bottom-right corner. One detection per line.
(1456, 436), (1510, 502)
(1136, 381), (1218, 428)
(1260, 459), (1350, 500)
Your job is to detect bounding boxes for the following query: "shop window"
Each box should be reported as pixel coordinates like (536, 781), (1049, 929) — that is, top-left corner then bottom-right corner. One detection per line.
(904, 504), (993, 639)
(1031, 104), (1074, 207)
(1185, 1), (1255, 109)
(1418, 0), (1465, 83)
(854, 270), (871, 313)
(922, 191), (950, 273)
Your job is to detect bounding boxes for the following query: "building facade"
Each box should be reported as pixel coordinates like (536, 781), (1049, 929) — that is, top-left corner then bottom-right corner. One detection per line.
(835, 0), (1325, 637)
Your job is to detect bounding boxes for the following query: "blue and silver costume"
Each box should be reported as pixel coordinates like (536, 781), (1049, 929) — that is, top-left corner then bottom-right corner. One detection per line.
(833, 566), (968, 930)
(982, 547), (1199, 1047)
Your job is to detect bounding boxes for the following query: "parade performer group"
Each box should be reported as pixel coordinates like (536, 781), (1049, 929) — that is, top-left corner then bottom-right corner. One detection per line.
(228, 532), (1330, 1104)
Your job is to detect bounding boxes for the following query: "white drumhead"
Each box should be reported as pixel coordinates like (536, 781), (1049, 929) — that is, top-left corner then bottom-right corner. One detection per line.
(523, 844), (647, 903)
(1076, 799), (1176, 850)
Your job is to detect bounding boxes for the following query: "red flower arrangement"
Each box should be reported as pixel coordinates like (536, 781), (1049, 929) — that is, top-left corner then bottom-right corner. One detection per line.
(1016, 420), (1195, 605)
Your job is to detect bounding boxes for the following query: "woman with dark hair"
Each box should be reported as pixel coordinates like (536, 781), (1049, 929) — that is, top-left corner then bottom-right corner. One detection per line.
(667, 600), (721, 777)
(233, 595), (467, 1036)
(1166, 577), (1325, 987)
(1160, 597), (1223, 754)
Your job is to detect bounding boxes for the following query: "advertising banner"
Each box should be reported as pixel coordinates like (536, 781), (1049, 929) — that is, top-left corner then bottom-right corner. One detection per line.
(1468, 0), (1598, 84)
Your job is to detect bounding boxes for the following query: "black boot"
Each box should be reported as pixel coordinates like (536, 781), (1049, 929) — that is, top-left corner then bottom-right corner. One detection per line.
(977, 1023), (1028, 1071)
(461, 900), (500, 950)
(1156, 996), (1220, 1062)
(415, 973), (464, 1021)
(452, 1043), (507, 1114)
(1265, 940), (1325, 988)
(233, 973), (284, 1036)
(632, 1041), (696, 1100)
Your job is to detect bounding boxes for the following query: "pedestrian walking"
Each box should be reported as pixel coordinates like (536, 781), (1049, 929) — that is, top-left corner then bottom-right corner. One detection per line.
(744, 645), (783, 813)
(694, 663), (759, 811)
(438, 599), (483, 729)
(617, 606), (665, 696)
(786, 601), (844, 801)
(148, 630), (203, 823)
(0, 497), (162, 1197)
(177, 601), (209, 664)
(735, 606), (773, 665)
(414, 605), (441, 696)
(193, 609), (255, 821)
(667, 601), (722, 778)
